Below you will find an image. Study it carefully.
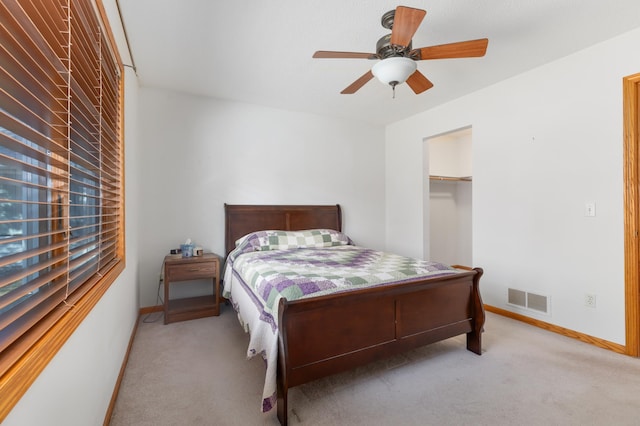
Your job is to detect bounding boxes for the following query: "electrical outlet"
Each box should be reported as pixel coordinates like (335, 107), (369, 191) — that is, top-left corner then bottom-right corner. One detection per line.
(584, 293), (597, 308)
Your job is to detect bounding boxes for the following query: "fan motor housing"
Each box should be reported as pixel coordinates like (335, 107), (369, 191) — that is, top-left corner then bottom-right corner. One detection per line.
(376, 34), (412, 59)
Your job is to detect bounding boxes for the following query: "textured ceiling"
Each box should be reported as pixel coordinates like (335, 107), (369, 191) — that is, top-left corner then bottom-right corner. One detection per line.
(117, 0), (640, 125)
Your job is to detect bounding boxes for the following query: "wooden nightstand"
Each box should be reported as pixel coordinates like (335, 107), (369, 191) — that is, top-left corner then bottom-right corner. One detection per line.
(163, 253), (220, 324)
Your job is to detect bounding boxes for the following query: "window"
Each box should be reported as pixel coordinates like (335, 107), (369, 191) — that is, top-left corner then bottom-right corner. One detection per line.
(0, 0), (124, 417)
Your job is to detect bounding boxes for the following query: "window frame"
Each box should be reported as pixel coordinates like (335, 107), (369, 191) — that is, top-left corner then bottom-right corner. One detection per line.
(0, 0), (125, 420)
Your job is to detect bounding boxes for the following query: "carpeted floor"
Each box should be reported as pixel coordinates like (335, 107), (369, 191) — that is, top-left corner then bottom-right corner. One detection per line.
(109, 304), (639, 425)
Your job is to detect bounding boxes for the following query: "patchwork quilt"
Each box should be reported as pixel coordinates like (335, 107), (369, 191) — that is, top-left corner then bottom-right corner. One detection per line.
(222, 229), (462, 413)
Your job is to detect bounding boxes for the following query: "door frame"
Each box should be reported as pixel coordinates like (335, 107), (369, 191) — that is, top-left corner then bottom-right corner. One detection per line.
(623, 72), (640, 357)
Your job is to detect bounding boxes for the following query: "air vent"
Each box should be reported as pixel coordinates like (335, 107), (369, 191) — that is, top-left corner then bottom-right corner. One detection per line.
(508, 288), (550, 314)
(508, 288), (526, 307)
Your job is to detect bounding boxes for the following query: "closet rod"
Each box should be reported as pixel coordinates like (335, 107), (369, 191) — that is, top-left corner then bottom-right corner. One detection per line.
(429, 175), (472, 182)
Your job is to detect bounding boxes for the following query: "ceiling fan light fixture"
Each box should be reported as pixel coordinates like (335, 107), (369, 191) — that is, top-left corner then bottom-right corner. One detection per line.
(372, 57), (417, 87)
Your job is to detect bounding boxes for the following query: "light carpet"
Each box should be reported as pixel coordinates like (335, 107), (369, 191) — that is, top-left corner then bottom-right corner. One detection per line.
(109, 304), (639, 425)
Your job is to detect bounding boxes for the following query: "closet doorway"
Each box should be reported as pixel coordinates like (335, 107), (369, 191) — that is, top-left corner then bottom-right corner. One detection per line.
(427, 128), (473, 266)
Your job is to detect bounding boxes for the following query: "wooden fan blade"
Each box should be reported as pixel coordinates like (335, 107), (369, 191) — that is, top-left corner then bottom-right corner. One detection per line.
(313, 51), (378, 59)
(406, 70), (434, 94)
(341, 70), (374, 94)
(412, 38), (488, 60)
(390, 6), (426, 48)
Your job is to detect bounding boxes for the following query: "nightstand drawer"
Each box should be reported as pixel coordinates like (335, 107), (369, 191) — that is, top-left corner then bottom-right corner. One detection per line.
(167, 261), (217, 281)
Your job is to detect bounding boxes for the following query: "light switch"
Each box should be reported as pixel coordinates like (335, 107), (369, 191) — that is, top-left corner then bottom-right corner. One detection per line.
(585, 203), (596, 217)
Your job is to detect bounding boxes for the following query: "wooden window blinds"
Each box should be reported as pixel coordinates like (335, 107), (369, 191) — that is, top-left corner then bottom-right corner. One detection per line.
(0, 0), (124, 404)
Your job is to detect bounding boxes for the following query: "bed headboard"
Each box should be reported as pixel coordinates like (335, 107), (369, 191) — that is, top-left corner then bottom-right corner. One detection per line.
(224, 204), (342, 256)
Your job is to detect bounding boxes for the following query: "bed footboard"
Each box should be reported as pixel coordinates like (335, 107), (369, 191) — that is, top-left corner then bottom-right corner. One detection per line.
(276, 267), (484, 425)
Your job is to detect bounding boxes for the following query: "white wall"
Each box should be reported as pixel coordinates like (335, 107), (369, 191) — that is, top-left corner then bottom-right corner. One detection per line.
(428, 132), (472, 177)
(386, 27), (640, 345)
(4, 1), (141, 424)
(137, 89), (386, 307)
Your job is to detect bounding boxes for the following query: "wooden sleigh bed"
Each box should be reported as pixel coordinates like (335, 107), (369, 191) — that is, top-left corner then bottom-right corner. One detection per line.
(223, 204), (485, 425)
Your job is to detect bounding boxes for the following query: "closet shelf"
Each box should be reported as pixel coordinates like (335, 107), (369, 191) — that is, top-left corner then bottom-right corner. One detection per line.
(429, 175), (472, 182)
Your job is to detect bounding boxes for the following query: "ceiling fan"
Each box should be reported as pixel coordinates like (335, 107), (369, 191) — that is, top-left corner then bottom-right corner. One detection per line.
(313, 6), (488, 96)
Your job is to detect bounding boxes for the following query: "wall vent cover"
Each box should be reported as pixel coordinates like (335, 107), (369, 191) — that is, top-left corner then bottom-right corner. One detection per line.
(508, 288), (550, 314)
(508, 288), (526, 307)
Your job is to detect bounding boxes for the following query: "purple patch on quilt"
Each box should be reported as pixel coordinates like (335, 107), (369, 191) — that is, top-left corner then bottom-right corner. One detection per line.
(274, 277), (298, 292)
(296, 280), (322, 294)
(431, 262), (452, 271)
(263, 392), (277, 412)
(259, 281), (276, 300)
(258, 275), (292, 299)
(315, 280), (337, 291)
